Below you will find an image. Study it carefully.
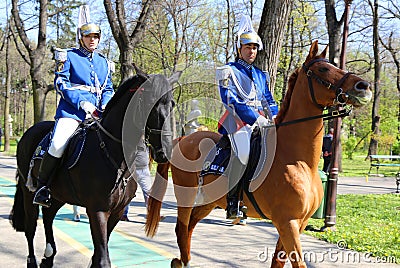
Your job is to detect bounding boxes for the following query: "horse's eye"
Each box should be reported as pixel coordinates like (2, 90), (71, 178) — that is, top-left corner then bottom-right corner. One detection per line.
(318, 67), (329, 73)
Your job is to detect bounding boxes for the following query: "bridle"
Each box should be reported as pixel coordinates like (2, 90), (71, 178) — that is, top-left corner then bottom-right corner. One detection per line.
(144, 105), (174, 155)
(302, 58), (353, 110)
(271, 58), (354, 128)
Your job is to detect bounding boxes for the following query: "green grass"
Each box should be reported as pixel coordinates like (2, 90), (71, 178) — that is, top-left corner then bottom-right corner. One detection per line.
(305, 194), (400, 263)
(313, 153), (400, 263)
(1, 138), (18, 156)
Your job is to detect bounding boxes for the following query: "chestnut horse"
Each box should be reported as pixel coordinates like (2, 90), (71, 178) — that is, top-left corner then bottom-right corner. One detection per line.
(145, 41), (372, 267)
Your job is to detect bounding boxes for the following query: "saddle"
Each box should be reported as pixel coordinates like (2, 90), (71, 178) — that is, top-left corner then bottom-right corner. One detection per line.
(199, 127), (270, 219)
(26, 122), (90, 191)
(200, 127), (262, 184)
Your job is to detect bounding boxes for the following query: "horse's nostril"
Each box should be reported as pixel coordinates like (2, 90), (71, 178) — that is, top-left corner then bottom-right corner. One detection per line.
(355, 81), (370, 91)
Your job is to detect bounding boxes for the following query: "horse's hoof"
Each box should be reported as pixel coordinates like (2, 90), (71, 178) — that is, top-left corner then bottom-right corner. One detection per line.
(171, 258), (183, 268)
(27, 256), (38, 268)
(40, 257), (54, 268)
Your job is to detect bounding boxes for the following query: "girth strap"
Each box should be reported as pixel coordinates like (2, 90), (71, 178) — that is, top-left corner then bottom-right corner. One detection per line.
(243, 188), (269, 219)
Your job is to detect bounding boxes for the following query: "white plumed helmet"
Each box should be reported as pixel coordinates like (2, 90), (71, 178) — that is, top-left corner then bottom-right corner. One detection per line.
(236, 14), (263, 53)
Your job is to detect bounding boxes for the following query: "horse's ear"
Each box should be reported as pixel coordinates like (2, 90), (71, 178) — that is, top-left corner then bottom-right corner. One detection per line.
(320, 45), (328, 58)
(132, 63), (148, 78)
(168, 71), (182, 85)
(306, 40), (319, 61)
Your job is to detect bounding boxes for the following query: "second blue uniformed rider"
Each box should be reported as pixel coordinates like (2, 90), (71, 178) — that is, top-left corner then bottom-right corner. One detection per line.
(216, 15), (278, 221)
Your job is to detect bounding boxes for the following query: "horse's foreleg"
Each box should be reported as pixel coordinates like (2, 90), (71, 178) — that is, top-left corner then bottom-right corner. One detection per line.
(107, 207), (125, 240)
(40, 201), (64, 268)
(26, 236), (37, 268)
(87, 210), (111, 268)
(271, 238), (287, 268)
(275, 219), (307, 268)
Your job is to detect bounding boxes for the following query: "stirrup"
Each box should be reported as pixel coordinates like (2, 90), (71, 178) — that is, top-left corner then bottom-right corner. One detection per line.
(226, 203), (243, 219)
(227, 209), (244, 219)
(33, 186), (52, 208)
(240, 205), (248, 214)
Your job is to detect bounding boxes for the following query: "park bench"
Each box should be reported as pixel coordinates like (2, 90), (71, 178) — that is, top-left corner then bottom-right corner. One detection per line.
(368, 155), (400, 193)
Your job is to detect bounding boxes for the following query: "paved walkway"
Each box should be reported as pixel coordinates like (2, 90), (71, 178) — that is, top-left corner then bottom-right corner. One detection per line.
(0, 154), (398, 267)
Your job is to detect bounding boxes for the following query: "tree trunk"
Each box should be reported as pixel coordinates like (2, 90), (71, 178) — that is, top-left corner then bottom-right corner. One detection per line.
(225, 0), (231, 63)
(324, 0), (345, 65)
(4, 33), (11, 152)
(379, 33), (400, 140)
(12, 0), (49, 123)
(324, 0), (351, 170)
(119, 45), (135, 81)
(368, 0), (380, 156)
(104, 0), (155, 82)
(280, 15), (295, 103)
(256, 0), (292, 93)
(30, 50), (48, 122)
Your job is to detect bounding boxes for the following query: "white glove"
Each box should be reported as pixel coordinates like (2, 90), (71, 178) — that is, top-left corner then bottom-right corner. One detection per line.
(255, 115), (271, 128)
(80, 101), (97, 115)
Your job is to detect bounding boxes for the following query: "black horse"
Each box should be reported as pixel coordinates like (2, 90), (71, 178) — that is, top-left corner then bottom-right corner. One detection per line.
(10, 72), (180, 268)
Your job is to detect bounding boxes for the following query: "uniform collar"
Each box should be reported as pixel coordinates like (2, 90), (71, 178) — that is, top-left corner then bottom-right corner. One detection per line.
(237, 58), (252, 70)
(79, 46), (94, 57)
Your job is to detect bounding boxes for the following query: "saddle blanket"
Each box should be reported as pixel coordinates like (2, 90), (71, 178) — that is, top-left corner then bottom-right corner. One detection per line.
(200, 127), (262, 182)
(200, 135), (231, 177)
(26, 127), (88, 192)
(32, 127), (87, 169)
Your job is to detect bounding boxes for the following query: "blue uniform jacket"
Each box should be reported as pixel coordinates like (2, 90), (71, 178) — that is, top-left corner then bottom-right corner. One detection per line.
(218, 59), (278, 134)
(54, 47), (114, 121)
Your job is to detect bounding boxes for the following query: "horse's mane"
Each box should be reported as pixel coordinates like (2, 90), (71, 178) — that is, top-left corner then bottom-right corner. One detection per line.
(274, 68), (299, 125)
(102, 75), (145, 118)
(149, 74), (173, 104)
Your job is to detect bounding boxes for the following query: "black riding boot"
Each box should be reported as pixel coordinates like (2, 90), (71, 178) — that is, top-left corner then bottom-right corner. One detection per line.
(226, 185), (241, 219)
(33, 153), (60, 208)
(225, 155), (247, 219)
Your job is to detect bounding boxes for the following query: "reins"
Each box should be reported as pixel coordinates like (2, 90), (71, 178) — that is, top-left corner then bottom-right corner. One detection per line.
(271, 105), (352, 129)
(91, 115), (136, 195)
(91, 115), (122, 143)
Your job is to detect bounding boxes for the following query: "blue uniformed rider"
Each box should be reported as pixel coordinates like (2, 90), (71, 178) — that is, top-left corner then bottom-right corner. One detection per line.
(216, 15), (278, 220)
(33, 23), (115, 207)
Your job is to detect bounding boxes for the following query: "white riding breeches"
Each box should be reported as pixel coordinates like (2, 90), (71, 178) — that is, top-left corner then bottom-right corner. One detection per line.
(48, 117), (80, 158)
(228, 124), (252, 165)
(134, 167), (152, 206)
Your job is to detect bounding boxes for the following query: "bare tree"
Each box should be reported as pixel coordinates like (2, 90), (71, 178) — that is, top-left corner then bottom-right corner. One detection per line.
(256, 0), (292, 93)
(104, 0), (155, 82)
(378, 1), (400, 139)
(11, 0), (51, 123)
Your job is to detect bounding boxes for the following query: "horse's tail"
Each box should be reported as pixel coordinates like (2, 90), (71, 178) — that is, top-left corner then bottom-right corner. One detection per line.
(10, 170), (26, 232)
(145, 161), (170, 237)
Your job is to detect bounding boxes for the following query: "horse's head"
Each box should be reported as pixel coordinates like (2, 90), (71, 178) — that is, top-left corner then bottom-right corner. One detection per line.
(136, 72), (181, 163)
(302, 40), (372, 109)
